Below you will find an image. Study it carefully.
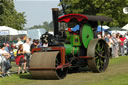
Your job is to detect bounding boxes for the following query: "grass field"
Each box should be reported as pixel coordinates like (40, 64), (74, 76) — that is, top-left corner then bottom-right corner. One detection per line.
(0, 56), (128, 85)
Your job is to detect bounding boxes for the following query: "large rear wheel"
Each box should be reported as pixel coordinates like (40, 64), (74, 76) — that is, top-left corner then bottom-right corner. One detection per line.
(87, 39), (110, 72)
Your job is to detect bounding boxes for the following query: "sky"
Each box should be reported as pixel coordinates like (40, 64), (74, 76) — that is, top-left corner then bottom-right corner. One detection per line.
(14, 0), (60, 28)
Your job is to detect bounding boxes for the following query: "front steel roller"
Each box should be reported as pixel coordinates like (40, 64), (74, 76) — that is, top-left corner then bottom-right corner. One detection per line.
(87, 39), (110, 72)
(29, 51), (68, 80)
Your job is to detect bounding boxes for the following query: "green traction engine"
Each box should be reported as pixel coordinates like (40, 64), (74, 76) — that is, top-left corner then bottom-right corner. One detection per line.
(29, 8), (113, 80)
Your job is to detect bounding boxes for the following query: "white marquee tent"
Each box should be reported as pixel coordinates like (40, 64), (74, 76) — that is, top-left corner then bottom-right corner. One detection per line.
(0, 26), (18, 35)
(122, 24), (128, 30)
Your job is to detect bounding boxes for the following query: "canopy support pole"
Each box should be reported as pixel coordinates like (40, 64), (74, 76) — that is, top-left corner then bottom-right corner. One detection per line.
(100, 21), (104, 38)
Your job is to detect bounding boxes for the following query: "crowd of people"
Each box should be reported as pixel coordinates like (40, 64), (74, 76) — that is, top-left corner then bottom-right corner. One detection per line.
(0, 37), (41, 77)
(98, 32), (128, 58)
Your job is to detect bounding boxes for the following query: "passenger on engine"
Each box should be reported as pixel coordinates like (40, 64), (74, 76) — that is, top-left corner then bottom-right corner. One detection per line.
(68, 18), (80, 34)
(71, 24), (80, 32)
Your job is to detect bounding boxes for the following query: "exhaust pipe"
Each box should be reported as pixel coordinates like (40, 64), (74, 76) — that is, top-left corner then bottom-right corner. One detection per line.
(52, 8), (59, 37)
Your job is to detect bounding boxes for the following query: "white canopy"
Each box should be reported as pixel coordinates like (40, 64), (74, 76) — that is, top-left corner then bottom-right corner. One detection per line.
(0, 26), (18, 35)
(122, 24), (128, 30)
(18, 30), (27, 35)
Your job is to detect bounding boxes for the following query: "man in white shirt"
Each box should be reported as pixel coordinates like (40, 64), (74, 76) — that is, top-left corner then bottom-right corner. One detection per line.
(23, 38), (31, 68)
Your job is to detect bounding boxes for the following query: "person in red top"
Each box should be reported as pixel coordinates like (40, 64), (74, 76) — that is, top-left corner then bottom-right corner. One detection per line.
(119, 35), (126, 56)
(15, 44), (26, 74)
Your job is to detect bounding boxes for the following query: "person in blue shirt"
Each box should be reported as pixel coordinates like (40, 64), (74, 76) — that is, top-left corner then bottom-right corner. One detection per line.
(71, 24), (80, 32)
(68, 18), (80, 33)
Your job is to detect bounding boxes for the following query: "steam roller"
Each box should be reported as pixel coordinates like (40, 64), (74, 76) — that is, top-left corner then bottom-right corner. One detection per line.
(29, 8), (112, 79)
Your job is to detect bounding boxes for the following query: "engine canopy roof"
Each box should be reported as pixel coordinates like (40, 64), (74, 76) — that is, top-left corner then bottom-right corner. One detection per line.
(58, 14), (112, 23)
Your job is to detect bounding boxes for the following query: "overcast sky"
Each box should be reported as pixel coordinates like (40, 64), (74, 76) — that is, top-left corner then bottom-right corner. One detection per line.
(14, 0), (60, 28)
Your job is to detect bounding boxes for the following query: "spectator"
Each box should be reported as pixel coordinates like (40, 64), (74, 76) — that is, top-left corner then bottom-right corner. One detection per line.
(29, 38), (32, 45)
(0, 44), (11, 76)
(15, 44), (26, 74)
(97, 34), (102, 39)
(5, 42), (11, 53)
(5, 42), (13, 62)
(0, 44), (11, 62)
(10, 43), (17, 59)
(11, 43), (17, 58)
(23, 38), (31, 69)
(104, 34), (114, 57)
(116, 34), (121, 55)
(125, 32), (128, 55)
(119, 35), (126, 56)
(30, 39), (39, 51)
(16, 38), (24, 48)
(112, 33), (119, 58)
(104, 34), (109, 43)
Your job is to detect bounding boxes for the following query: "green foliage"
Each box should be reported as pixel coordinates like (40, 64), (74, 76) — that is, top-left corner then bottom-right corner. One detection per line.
(29, 25), (43, 29)
(0, 0), (26, 30)
(42, 21), (53, 31)
(60, 0), (128, 27)
(29, 21), (53, 31)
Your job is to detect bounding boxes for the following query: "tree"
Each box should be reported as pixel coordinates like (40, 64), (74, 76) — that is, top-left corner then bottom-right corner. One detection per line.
(0, 0), (26, 30)
(42, 21), (53, 31)
(60, 0), (128, 27)
(29, 21), (53, 31)
(29, 25), (43, 29)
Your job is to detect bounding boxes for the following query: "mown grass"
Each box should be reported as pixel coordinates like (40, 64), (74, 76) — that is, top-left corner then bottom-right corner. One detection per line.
(0, 56), (128, 85)
(0, 74), (33, 85)
(87, 73), (128, 85)
(109, 56), (128, 65)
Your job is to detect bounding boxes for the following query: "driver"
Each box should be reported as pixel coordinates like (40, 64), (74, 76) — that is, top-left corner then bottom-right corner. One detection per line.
(68, 18), (80, 33)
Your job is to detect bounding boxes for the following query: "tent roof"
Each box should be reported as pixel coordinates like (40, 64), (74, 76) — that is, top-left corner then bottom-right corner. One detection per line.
(0, 26), (16, 30)
(122, 24), (128, 30)
(0, 26), (18, 35)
